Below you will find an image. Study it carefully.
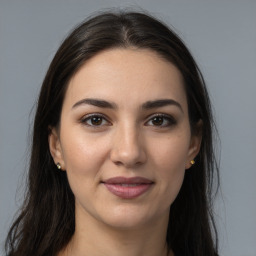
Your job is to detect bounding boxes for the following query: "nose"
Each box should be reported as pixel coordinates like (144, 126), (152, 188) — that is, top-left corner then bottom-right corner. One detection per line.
(110, 124), (147, 168)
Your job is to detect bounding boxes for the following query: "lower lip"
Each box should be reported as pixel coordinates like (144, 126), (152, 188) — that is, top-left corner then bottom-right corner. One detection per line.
(103, 183), (153, 199)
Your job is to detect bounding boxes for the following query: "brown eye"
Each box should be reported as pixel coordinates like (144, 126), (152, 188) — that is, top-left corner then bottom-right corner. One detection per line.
(81, 114), (110, 127)
(91, 116), (103, 126)
(152, 116), (164, 126)
(146, 114), (176, 127)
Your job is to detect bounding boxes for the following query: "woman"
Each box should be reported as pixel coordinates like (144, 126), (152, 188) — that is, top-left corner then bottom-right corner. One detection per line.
(5, 10), (219, 256)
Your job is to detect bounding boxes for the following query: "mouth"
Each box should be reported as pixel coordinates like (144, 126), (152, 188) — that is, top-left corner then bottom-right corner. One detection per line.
(102, 176), (154, 199)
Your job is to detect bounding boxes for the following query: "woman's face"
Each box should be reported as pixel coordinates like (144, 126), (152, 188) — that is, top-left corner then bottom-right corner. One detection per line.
(49, 48), (201, 229)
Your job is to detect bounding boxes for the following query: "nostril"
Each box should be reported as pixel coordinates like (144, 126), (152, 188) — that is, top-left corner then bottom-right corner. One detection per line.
(112, 159), (145, 168)
(110, 133), (147, 167)
(114, 160), (123, 166)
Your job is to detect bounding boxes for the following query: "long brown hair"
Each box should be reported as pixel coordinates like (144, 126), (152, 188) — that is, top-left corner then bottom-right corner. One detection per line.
(5, 10), (219, 256)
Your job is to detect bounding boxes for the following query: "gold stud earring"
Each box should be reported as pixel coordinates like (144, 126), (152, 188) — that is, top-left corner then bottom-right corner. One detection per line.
(190, 160), (195, 165)
(56, 163), (61, 170)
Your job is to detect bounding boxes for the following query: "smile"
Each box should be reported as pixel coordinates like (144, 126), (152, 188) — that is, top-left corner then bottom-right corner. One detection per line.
(102, 176), (154, 199)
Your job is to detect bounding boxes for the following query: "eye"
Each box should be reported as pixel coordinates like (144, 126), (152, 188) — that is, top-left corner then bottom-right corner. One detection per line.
(81, 114), (110, 127)
(145, 114), (176, 127)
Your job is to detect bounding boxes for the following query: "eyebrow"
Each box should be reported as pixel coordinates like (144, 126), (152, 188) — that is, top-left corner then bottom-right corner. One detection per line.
(72, 98), (183, 112)
(141, 99), (183, 112)
(72, 98), (117, 109)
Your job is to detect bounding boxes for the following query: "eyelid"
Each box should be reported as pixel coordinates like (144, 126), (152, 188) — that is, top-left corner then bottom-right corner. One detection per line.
(79, 112), (176, 128)
(144, 113), (177, 127)
(80, 113), (112, 127)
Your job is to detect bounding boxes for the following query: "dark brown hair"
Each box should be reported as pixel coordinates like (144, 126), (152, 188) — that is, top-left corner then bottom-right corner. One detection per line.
(5, 10), (219, 256)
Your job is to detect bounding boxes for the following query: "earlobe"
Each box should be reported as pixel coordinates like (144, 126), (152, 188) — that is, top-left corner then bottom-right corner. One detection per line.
(185, 120), (202, 169)
(48, 127), (65, 170)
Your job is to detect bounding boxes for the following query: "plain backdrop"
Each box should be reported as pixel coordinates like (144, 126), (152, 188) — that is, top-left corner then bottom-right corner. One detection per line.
(0, 1), (256, 255)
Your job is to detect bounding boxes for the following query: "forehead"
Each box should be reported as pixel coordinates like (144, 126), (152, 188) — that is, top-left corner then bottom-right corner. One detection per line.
(64, 48), (187, 111)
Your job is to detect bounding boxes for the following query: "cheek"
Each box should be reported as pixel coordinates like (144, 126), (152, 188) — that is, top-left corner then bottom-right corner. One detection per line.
(60, 129), (110, 179)
(59, 131), (110, 205)
(152, 134), (190, 174)
(150, 133), (190, 202)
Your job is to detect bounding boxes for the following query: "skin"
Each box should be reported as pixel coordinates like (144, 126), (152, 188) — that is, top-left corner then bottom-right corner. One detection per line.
(49, 48), (201, 256)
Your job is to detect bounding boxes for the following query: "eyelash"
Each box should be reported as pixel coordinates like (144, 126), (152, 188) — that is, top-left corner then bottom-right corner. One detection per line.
(145, 113), (176, 127)
(80, 113), (176, 128)
(80, 113), (110, 127)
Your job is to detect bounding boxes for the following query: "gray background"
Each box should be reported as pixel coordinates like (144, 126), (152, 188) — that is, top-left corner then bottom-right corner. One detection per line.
(0, 0), (256, 255)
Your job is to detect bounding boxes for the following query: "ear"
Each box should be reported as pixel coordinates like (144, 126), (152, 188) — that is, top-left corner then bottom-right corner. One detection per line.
(185, 120), (203, 170)
(48, 127), (65, 171)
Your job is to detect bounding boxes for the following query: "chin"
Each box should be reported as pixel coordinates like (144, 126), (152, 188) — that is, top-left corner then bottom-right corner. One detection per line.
(103, 216), (151, 230)
(98, 204), (168, 231)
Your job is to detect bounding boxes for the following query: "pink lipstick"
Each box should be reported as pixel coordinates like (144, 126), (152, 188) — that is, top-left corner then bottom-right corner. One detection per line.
(102, 176), (154, 199)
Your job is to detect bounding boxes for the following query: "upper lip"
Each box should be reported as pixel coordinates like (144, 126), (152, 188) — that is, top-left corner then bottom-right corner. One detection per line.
(102, 176), (154, 184)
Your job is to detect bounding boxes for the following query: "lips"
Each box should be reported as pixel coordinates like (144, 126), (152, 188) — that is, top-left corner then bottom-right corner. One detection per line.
(102, 176), (154, 199)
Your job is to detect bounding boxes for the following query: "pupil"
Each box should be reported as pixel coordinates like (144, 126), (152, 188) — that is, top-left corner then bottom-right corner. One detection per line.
(152, 116), (163, 125)
(92, 116), (102, 125)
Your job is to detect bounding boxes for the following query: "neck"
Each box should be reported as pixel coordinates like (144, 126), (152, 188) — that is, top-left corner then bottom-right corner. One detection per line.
(62, 205), (173, 256)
